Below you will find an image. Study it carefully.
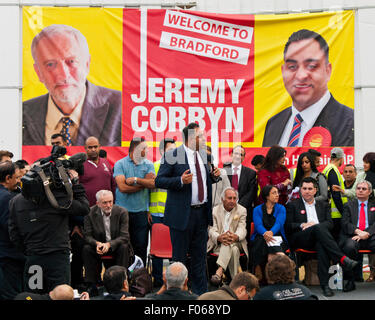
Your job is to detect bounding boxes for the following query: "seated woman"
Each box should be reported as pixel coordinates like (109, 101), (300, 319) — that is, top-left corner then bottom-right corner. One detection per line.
(290, 152), (328, 202)
(250, 185), (288, 282)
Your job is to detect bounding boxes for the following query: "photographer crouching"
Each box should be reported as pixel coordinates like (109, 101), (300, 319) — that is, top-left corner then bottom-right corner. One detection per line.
(8, 146), (90, 294)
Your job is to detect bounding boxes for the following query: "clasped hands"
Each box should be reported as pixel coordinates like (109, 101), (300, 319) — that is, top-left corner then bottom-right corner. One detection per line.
(352, 229), (370, 242)
(218, 231), (239, 246)
(96, 241), (111, 255)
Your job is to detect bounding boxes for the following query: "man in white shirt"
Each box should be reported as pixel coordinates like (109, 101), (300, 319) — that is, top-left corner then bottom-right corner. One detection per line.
(82, 190), (133, 296)
(262, 29), (354, 147)
(285, 177), (357, 297)
(207, 187), (248, 285)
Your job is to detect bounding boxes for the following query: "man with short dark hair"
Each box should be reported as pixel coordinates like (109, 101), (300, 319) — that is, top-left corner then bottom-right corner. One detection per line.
(155, 122), (221, 295)
(199, 271), (259, 300)
(0, 150), (13, 163)
(343, 164), (357, 191)
(114, 137), (155, 265)
(251, 154), (265, 172)
(286, 177), (357, 297)
(263, 29), (354, 147)
(0, 162), (24, 300)
(51, 133), (67, 147)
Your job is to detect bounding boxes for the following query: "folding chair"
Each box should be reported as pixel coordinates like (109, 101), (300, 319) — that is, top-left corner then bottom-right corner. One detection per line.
(146, 223), (173, 274)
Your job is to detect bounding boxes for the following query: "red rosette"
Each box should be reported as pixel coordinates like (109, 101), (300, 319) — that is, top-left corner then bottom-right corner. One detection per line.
(300, 210), (306, 214)
(302, 127), (332, 147)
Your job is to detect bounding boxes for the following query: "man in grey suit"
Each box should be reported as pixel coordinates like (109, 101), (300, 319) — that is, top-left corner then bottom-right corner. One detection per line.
(82, 190), (133, 295)
(262, 29), (354, 147)
(23, 24), (122, 146)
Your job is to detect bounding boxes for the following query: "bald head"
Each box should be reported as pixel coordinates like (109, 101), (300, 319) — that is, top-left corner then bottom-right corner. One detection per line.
(166, 262), (188, 289)
(84, 136), (100, 161)
(49, 284), (74, 300)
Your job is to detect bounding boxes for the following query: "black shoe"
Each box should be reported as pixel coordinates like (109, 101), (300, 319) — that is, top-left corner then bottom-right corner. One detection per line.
(321, 285), (334, 297)
(342, 257), (358, 271)
(343, 280), (356, 292)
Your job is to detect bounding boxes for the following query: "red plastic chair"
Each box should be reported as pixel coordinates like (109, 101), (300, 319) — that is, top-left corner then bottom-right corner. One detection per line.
(146, 223), (173, 273)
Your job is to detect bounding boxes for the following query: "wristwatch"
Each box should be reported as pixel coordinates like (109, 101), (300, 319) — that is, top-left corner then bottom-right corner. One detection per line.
(133, 177), (137, 185)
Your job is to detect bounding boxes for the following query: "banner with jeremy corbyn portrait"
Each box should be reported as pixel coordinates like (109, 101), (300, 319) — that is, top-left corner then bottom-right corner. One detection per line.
(22, 7), (354, 170)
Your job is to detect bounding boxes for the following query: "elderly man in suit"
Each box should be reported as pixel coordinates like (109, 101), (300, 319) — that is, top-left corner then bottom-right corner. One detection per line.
(155, 122), (221, 295)
(286, 177), (357, 297)
(82, 190), (132, 296)
(340, 180), (375, 292)
(262, 29), (353, 147)
(207, 187), (248, 286)
(23, 24), (121, 146)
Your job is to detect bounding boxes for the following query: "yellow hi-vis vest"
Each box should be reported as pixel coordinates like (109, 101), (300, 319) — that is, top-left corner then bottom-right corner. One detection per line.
(149, 161), (167, 216)
(323, 163), (347, 219)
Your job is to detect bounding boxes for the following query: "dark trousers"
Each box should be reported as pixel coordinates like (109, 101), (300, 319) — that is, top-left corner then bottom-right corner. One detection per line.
(24, 250), (70, 294)
(82, 243), (130, 284)
(0, 258), (25, 300)
(151, 216), (166, 285)
(70, 232), (85, 287)
(289, 224), (344, 286)
(128, 211), (149, 266)
(341, 236), (375, 281)
(169, 206), (208, 295)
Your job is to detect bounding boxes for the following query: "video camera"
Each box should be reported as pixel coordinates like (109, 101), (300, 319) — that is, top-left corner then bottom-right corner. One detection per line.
(21, 145), (87, 209)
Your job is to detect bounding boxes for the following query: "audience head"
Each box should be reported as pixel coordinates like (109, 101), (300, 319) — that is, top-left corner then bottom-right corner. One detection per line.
(231, 145), (246, 166)
(356, 180), (372, 202)
(159, 138), (176, 156)
(0, 150), (13, 163)
(308, 148), (322, 168)
(263, 145), (287, 172)
(220, 187), (239, 212)
(103, 266), (129, 294)
(293, 152), (317, 189)
(229, 272), (259, 300)
(251, 154), (265, 171)
(15, 159), (30, 177)
(84, 136), (100, 161)
(265, 255), (296, 285)
(0, 161), (20, 191)
(99, 149), (107, 158)
(96, 190), (113, 216)
(182, 122), (205, 151)
(343, 164), (356, 184)
(330, 147), (345, 166)
(51, 133), (67, 147)
(49, 284), (74, 300)
(129, 137), (147, 164)
(362, 152), (375, 173)
(166, 262), (188, 290)
(300, 177), (318, 203)
(261, 185), (279, 205)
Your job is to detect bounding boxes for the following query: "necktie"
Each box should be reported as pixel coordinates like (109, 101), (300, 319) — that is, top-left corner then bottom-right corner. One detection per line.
(359, 202), (366, 231)
(61, 117), (72, 146)
(232, 167), (239, 190)
(287, 114), (303, 147)
(194, 151), (204, 203)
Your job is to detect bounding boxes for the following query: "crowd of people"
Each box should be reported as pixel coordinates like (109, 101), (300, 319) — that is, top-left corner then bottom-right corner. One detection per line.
(0, 124), (374, 301)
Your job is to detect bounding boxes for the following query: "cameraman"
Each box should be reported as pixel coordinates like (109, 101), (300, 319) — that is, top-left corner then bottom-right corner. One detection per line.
(8, 166), (90, 294)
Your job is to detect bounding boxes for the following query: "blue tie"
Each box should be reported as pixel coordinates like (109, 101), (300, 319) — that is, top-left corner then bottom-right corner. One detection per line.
(61, 117), (72, 146)
(287, 114), (303, 147)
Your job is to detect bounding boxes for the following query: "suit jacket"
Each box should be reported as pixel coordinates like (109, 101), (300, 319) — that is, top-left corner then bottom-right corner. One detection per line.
(223, 164), (257, 212)
(154, 145), (213, 231)
(83, 204), (131, 252)
(22, 81), (122, 146)
(207, 203), (248, 257)
(262, 95), (354, 147)
(285, 198), (333, 237)
(340, 199), (375, 240)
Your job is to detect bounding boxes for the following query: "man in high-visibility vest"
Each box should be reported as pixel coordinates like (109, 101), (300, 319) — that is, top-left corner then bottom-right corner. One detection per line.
(322, 147), (347, 240)
(149, 138), (176, 288)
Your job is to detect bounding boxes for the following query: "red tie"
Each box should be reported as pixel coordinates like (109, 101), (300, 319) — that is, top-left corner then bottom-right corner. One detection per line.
(232, 167), (239, 190)
(194, 152), (204, 203)
(359, 202), (366, 231)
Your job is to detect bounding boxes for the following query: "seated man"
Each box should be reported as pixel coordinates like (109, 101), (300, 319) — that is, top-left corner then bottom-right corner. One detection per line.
(207, 187), (248, 285)
(198, 272), (259, 300)
(146, 262), (197, 300)
(340, 180), (375, 292)
(285, 177), (357, 297)
(82, 190), (133, 295)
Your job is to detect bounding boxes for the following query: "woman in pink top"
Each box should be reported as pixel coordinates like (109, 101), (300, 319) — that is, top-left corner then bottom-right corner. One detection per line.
(257, 145), (291, 205)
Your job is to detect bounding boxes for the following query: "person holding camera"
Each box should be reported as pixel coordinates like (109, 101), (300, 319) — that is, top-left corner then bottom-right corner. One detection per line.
(8, 154), (90, 294)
